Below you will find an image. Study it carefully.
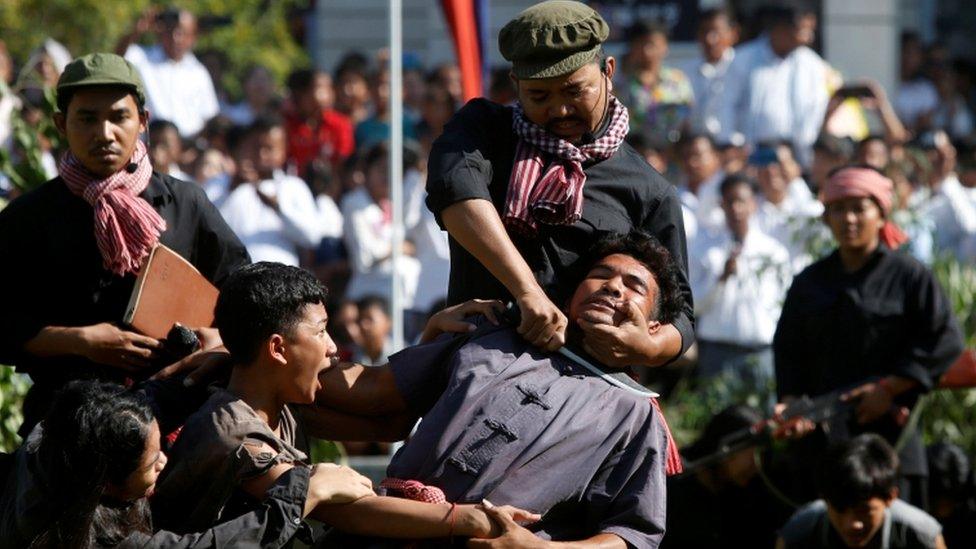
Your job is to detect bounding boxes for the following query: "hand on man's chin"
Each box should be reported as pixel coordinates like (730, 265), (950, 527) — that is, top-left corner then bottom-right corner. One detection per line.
(578, 308), (618, 327)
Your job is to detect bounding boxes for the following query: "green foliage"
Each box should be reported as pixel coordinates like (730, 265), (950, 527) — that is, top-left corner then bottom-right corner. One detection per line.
(0, 367), (30, 452)
(0, 85), (61, 193)
(661, 372), (772, 448)
(0, 0), (309, 102)
(920, 252), (976, 456)
(308, 438), (346, 464)
(931, 252), (976, 348)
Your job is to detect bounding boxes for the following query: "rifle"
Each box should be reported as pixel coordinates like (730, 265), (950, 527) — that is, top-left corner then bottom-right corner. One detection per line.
(680, 383), (860, 475)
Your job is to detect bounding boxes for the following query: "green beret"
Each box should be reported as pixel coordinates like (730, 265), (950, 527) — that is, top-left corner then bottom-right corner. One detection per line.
(56, 53), (146, 111)
(499, 0), (609, 80)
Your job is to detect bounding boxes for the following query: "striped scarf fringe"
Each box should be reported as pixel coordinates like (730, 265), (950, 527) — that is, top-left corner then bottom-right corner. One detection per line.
(504, 97), (629, 236)
(59, 140), (165, 276)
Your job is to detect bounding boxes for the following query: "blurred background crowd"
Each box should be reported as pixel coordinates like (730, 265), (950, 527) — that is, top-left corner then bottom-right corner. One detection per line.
(1, 1), (975, 546)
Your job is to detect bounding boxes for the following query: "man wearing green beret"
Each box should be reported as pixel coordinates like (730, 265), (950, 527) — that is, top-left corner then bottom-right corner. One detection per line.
(0, 53), (249, 437)
(427, 1), (694, 370)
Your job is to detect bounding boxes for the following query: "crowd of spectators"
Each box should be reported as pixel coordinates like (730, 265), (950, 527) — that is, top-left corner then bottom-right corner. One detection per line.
(1, 5), (974, 446)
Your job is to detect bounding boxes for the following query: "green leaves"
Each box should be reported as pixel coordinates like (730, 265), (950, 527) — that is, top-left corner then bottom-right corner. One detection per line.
(0, 367), (30, 452)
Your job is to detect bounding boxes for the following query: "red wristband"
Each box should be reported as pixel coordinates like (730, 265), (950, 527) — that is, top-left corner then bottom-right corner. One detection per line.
(448, 502), (458, 539)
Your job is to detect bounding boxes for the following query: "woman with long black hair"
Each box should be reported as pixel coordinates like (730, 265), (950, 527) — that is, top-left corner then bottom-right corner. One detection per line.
(0, 380), (373, 548)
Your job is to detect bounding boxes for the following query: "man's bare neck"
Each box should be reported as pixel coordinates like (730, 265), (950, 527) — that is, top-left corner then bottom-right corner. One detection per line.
(227, 363), (284, 430)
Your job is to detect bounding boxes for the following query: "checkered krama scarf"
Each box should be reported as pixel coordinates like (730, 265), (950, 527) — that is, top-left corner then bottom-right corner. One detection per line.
(59, 139), (166, 276)
(504, 96), (629, 236)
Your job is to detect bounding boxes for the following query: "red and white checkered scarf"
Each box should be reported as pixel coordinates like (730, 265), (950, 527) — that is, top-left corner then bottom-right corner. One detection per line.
(504, 96), (629, 236)
(59, 140), (166, 276)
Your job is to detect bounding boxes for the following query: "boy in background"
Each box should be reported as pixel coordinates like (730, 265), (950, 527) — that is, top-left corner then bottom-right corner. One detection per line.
(777, 434), (946, 549)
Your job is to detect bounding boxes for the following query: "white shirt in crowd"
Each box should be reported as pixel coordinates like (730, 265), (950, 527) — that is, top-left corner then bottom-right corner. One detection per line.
(341, 187), (420, 307)
(755, 182), (825, 274)
(690, 225), (792, 346)
(125, 44), (219, 137)
(316, 194), (343, 241)
(404, 169), (450, 314)
(203, 173), (231, 210)
(677, 169), (726, 246)
(895, 79), (939, 130)
(922, 174), (976, 261)
(681, 48), (736, 137)
(719, 36), (829, 167)
(219, 170), (321, 266)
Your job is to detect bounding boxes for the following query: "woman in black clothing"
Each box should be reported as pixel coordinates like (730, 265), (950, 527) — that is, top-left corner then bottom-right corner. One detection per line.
(773, 165), (964, 507)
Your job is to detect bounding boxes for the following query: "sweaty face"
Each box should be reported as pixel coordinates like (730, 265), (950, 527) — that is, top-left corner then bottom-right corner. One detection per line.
(114, 420), (167, 501)
(283, 303), (338, 404)
(824, 196), (884, 254)
(567, 253), (658, 327)
(56, 87), (147, 177)
(826, 498), (890, 548)
(516, 61), (612, 144)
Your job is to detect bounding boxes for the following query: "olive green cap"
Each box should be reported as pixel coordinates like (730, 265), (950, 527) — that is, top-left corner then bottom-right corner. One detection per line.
(499, 0), (609, 80)
(56, 53), (146, 110)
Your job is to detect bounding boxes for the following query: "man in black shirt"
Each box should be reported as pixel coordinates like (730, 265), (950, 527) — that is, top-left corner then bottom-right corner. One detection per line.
(0, 53), (249, 437)
(426, 0), (694, 368)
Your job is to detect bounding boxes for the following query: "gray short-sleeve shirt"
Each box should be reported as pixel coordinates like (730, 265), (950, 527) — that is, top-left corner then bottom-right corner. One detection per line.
(386, 324), (669, 548)
(152, 388), (310, 533)
(780, 499), (942, 549)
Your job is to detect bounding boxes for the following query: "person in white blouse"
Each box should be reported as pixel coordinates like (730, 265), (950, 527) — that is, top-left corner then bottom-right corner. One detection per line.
(675, 132), (727, 244)
(691, 174), (792, 397)
(119, 8), (219, 138)
(718, 5), (828, 168)
(219, 116), (321, 266)
(681, 8), (738, 138)
(916, 132), (976, 262)
(750, 144), (824, 273)
(341, 143), (420, 308)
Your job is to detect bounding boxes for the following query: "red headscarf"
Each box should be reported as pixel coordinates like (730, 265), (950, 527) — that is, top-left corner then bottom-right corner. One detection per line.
(820, 167), (909, 249)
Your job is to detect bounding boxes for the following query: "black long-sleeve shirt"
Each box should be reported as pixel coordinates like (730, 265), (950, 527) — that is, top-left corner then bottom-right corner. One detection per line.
(0, 173), (249, 434)
(426, 98), (695, 356)
(774, 245), (964, 475)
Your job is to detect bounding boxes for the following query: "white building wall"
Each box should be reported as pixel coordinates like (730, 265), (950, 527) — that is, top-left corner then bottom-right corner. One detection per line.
(823, 0), (899, 94)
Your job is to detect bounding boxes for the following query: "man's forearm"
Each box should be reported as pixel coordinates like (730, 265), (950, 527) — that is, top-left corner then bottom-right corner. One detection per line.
(23, 326), (84, 358)
(441, 199), (542, 298)
(298, 404), (415, 442)
(315, 362), (406, 415)
(546, 533), (626, 548)
(312, 497), (488, 539)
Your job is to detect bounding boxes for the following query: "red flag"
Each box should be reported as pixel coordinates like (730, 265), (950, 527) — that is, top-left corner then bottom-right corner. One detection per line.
(440, 0), (484, 101)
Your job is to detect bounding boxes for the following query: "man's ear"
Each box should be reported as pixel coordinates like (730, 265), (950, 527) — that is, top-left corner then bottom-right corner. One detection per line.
(53, 111), (67, 136)
(139, 108), (150, 135)
(646, 319), (662, 334)
(267, 334), (288, 365)
(604, 56), (616, 82)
